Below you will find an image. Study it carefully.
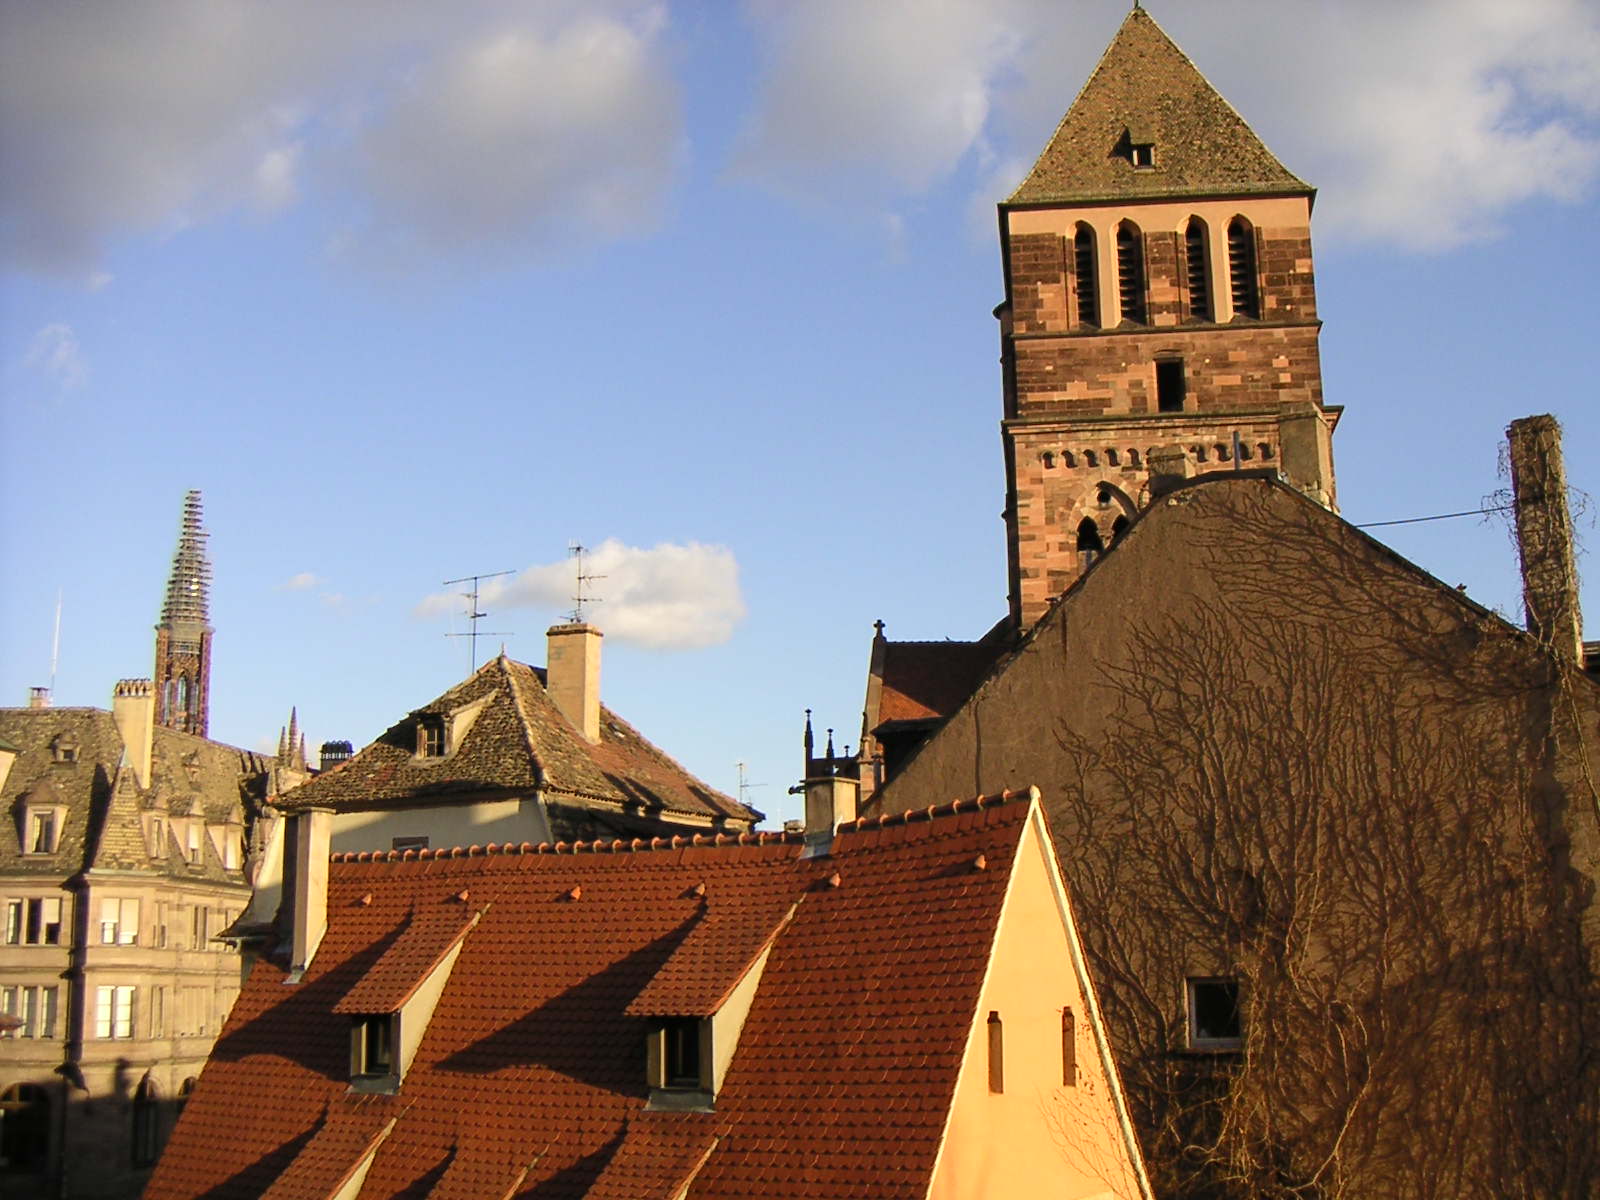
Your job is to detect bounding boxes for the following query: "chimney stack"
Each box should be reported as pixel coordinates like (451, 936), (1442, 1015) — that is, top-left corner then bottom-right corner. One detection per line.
(112, 679), (156, 789)
(1508, 415), (1583, 663)
(801, 712), (860, 855)
(28, 687), (51, 709)
(319, 740), (353, 772)
(546, 623), (603, 742)
(286, 807), (334, 974)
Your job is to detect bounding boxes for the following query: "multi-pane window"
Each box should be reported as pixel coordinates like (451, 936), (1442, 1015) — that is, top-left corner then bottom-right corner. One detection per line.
(5, 896), (63, 945)
(96, 985), (136, 1039)
(99, 897), (140, 945)
(1, 985), (60, 1038)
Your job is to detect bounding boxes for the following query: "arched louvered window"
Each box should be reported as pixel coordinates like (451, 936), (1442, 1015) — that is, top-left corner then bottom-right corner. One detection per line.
(1184, 218), (1211, 321)
(1116, 224), (1146, 325)
(1072, 226), (1099, 328)
(1228, 217), (1259, 319)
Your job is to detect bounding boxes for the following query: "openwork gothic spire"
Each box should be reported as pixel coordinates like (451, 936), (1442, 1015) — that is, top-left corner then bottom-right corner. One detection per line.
(161, 490), (212, 627)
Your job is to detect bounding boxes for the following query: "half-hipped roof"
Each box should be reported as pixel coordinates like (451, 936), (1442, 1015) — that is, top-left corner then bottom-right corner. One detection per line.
(277, 655), (758, 831)
(146, 791), (1111, 1199)
(1007, 8), (1310, 206)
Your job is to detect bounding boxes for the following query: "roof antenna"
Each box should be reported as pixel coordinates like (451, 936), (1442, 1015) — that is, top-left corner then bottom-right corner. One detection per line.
(735, 761), (764, 810)
(442, 569), (515, 673)
(568, 543), (606, 624)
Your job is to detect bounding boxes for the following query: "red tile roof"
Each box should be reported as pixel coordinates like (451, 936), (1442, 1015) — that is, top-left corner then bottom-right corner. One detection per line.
(875, 640), (1004, 725)
(333, 899), (481, 1014)
(148, 792), (1037, 1200)
(258, 1109), (396, 1200)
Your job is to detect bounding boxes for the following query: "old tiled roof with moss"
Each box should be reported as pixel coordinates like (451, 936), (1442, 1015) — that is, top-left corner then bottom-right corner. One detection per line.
(277, 656), (759, 828)
(0, 706), (268, 882)
(145, 792), (1046, 1200)
(1007, 8), (1309, 207)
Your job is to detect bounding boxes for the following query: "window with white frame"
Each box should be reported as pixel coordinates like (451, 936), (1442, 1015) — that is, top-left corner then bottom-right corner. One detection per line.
(1, 985), (60, 1038)
(99, 897), (140, 945)
(185, 823), (202, 864)
(5, 896), (63, 945)
(96, 985), (136, 1039)
(24, 807), (62, 854)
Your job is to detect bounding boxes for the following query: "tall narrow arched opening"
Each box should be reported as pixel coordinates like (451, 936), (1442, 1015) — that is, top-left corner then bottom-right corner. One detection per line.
(1076, 517), (1105, 555)
(1116, 222), (1146, 325)
(1228, 216), (1260, 319)
(1184, 217), (1212, 321)
(1072, 225), (1099, 328)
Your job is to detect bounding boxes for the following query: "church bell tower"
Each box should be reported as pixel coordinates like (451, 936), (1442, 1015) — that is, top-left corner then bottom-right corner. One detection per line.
(153, 490), (213, 736)
(998, 8), (1340, 629)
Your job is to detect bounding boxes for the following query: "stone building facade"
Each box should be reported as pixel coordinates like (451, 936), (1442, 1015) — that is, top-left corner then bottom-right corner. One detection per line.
(997, 9), (1339, 628)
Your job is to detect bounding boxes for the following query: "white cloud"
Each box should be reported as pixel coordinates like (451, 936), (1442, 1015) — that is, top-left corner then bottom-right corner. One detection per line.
(416, 538), (746, 650)
(24, 324), (88, 389)
(733, 0), (1600, 251)
(346, 14), (681, 261)
(281, 572), (320, 591)
(0, 1), (681, 276)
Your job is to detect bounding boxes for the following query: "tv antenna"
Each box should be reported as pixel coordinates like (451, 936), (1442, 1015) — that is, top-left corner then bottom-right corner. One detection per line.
(735, 761), (765, 809)
(568, 543), (606, 623)
(442, 569), (514, 672)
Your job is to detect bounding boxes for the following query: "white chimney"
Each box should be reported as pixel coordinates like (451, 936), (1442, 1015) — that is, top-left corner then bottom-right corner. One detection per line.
(112, 679), (156, 789)
(546, 623), (603, 743)
(288, 808), (334, 974)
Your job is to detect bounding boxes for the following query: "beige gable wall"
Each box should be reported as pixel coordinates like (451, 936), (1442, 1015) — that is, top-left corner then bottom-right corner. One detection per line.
(928, 808), (1147, 1200)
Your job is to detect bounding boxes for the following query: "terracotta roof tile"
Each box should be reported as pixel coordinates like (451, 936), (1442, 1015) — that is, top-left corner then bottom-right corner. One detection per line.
(147, 793), (1037, 1200)
(334, 899), (481, 1013)
(259, 1108), (397, 1200)
(875, 640), (1004, 726)
(1007, 9), (1309, 206)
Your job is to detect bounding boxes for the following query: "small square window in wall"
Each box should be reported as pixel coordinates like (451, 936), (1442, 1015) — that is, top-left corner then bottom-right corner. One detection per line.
(1187, 977), (1243, 1050)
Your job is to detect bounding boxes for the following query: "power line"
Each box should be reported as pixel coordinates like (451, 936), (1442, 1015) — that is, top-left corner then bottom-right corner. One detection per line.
(1356, 505), (1510, 530)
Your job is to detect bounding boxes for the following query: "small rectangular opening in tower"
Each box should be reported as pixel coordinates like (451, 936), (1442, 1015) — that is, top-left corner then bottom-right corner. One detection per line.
(1156, 359), (1185, 413)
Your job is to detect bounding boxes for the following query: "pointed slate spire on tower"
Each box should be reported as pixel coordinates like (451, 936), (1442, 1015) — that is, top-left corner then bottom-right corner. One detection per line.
(286, 707), (299, 762)
(153, 490), (215, 736)
(1007, 7), (1310, 206)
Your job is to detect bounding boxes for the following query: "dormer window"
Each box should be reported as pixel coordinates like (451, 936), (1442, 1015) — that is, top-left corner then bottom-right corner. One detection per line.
(1130, 142), (1154, 168)
(416, 717), (445, 758)
(662, 1018), (704, 1089)
(351, 1014), (398, 1088)
(27, 809), (59, 854)
(50, 735), (79, 765)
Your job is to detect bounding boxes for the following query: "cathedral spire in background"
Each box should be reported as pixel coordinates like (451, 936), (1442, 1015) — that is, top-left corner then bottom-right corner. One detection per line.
(153, 490), (214, 736)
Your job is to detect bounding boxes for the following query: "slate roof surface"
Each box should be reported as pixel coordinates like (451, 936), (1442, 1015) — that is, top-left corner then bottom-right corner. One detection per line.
(146, 793), (1035, 1200)
(0, 706), (267, 882)
(876, 640), (1005, 726)
(1007, 8), (1309, 206)
(279, 656), (757, 828)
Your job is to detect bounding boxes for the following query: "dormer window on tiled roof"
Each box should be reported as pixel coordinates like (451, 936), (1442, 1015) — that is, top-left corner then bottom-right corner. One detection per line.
(50, 733), (79, 764)
(416, 716), (445, 758)
(1130, 142), (1154, 168)
(350, 1013), (397, 1085)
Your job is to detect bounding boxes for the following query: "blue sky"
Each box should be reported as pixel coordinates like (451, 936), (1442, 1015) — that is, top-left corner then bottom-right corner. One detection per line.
(3, 0), (1599, 826)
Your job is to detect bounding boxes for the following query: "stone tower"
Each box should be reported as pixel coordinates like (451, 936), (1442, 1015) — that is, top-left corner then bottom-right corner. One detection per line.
(998, 8), (1339, 629)
(153, 490), (213, 735)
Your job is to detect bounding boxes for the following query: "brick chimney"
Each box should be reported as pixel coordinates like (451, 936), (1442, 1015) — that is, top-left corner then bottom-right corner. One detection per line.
(285, 807), (333, 974)
(546, 623), (603, 743)
(112, 679), (155, 789)
(1507, 415), (1582, 663)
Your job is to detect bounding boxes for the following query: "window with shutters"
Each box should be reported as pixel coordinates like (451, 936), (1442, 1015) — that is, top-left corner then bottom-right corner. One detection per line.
(1184, 217), (1212, 321)
(1228, 217), (1260, 319)
(1116, 223), (1146, 325)
(1072, 225), (1099, 329)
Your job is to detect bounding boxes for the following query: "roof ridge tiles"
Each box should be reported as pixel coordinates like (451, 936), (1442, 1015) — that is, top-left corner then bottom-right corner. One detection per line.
(845, 786), (1039, 833)
(327, 827), (806, 863)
